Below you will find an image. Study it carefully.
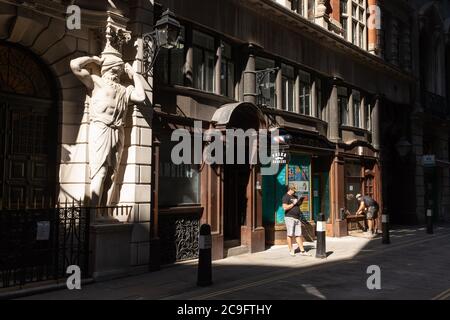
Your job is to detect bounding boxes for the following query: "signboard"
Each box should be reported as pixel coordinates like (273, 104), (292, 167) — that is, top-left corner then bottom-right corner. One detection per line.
(36, 221), (50, 241)
(271, 151), (288, 164)
(422, 155), (436, 167)
(199, 235), (212, 250)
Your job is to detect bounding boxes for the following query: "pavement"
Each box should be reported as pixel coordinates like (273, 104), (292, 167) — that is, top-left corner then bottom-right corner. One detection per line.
(17, 225), (450, 300)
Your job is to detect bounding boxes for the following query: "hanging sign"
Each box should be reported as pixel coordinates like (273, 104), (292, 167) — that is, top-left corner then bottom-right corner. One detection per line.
(271, 151), (288, 164)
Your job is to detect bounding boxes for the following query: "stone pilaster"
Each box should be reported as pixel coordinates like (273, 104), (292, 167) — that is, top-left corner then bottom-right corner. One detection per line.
(243, 47), (257, 104)
(371, 96), (380, 150)
(120, 0), (155, 268)
(328, 80), (340, 142)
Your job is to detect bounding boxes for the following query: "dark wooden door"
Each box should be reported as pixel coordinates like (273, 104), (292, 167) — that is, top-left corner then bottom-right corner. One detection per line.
(223, 164), (250, 242)
(0, 94), (55, 208)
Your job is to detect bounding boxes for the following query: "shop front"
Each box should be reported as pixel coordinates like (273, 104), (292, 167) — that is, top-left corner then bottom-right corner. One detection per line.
(262, 130), (335, 244)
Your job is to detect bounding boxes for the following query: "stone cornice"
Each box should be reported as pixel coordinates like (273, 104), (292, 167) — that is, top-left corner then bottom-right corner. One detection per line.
(0, 0), (128, 28)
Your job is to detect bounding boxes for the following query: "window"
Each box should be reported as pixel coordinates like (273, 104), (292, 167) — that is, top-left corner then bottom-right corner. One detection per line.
(156, 26), (185, 85)
(316, 78), (323, 118)
(256, 57), (276, 108)
(352, 21), (358, 45)
(342, 17), (348, 39)
(353, 91), (361, 128)
(307, 0), (315, 20)
(193, 30), (215, 92)
(299, 71), (311, 115)
(345, 161), (362, 213)
(220, 42), (235, 98)
(282, 64), (295, 112)
(343, 0), (366, 49)
(341, 0), (348, 15)
(365, 102), (371, 130)
(291, 0), (305, 16)
(159, 132), (201, 207)
(338, 87), (349, 125)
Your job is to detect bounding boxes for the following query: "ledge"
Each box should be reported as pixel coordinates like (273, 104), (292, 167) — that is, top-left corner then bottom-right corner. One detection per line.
(159, 205), (204, 216)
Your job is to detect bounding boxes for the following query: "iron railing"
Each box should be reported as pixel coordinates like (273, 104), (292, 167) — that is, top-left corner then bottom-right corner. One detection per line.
(0, 202), (90, 289)
(0, 201), (133, 289)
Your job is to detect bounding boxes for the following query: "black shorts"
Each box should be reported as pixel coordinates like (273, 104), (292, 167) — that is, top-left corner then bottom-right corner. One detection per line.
(366, 206), (379, 220)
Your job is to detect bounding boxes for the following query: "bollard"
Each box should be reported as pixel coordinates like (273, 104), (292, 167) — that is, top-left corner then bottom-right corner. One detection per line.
(197, 224), (212, 286)
(426, 209), (433, 234)
(381, 208), (390, 244)
(315, 213), (326, 259)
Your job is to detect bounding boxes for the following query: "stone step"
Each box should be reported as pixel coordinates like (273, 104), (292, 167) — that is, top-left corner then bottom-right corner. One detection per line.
(225, 245), (249, 258)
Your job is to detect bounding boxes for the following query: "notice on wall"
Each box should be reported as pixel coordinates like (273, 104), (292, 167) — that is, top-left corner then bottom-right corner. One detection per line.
(288, 161), (311, 221)
(36, 221), (50, 241)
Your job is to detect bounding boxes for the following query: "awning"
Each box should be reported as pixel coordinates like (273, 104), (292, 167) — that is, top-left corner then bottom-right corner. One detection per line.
(211, 102), (265, 128)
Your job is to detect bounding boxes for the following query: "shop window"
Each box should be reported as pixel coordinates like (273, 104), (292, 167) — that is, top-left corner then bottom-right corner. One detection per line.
(282, 64), (295, 112)
(338, 87), (349, 125)
(156, 25), (185, 86)
(159, 132), (201, 207)
(288, 154), (312, 221)
(193, 30), (215, 93)
(256, 57), (277, 108)
(299, 70), (311, 115)
(220, 41), (235, 98)
(345, 161), (362, 213)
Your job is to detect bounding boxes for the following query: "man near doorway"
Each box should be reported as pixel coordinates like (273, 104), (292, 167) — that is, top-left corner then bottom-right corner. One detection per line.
(355, 194), (380, 236)
(282, 184), (311, 256)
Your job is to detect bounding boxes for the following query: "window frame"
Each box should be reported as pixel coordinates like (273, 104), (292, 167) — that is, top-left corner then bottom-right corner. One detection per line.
(192, 29), (216, 93)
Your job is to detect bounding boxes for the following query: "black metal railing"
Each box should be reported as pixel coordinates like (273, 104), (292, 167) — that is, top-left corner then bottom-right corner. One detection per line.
(0, 202), (90, 289)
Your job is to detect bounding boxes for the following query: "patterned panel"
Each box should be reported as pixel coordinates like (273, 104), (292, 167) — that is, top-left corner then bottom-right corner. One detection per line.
(159, 213), (200, 265)
(0, 43), (51, 98)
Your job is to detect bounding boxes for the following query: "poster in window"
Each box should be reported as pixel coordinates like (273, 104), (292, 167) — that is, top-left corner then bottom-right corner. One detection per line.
(288, 160), (311, 221)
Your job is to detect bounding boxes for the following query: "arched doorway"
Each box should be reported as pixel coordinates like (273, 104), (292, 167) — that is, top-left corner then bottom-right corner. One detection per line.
(0, 41), (57, 208)
(212, 102), (266, 253)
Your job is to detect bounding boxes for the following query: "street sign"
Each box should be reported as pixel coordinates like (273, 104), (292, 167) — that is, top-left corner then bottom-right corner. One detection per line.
(422, 155), (436, 167)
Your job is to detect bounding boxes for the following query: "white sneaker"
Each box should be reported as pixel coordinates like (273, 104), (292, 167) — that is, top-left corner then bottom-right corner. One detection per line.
(299, 251), (312, 256)
(290, 250), (296, 257)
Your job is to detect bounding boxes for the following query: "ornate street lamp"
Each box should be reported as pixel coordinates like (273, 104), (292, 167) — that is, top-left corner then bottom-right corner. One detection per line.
(143, 9), (182, 79)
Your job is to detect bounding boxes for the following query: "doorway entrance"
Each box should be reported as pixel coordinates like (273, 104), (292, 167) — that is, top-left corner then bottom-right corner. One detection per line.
(0, 42), (56, 208)
(223, 164), (251, 246)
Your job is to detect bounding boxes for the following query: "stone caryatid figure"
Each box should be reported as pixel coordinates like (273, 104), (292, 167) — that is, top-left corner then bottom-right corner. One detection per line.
(70, 28), (146, 209)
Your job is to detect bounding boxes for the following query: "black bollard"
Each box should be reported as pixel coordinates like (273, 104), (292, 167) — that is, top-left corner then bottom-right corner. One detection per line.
(197, 224), (212, 286)
(382, 207), (390, 245)
(426, 209), (433, 234)
(315, 213), (326, 259)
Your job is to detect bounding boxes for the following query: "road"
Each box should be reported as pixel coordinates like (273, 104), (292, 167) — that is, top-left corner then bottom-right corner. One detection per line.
(18, 225), (450, 300)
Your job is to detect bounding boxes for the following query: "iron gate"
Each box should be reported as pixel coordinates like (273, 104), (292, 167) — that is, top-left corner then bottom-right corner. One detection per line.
(0, 205), (90, 289)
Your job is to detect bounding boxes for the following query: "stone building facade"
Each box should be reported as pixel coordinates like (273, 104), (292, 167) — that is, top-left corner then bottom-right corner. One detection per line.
(0, 0), (449, 278)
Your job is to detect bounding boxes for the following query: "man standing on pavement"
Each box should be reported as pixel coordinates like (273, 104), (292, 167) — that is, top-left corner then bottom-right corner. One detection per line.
(282, 184), (311, 256)
(355, 193), (380, 236)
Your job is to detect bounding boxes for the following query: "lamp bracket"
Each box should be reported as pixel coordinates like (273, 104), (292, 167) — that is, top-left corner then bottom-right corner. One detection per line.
(143, 31), (160, 80)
